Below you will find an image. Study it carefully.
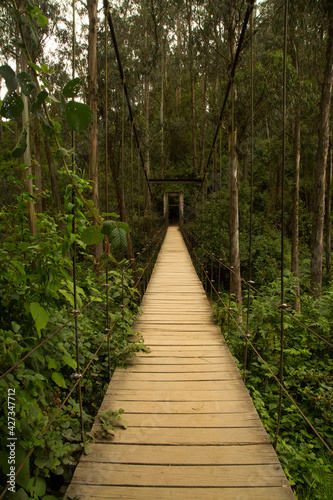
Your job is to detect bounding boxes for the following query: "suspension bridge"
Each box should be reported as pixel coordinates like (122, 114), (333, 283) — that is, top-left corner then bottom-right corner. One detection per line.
(65, 226), (294, 499)
(1, 1), (332, 499)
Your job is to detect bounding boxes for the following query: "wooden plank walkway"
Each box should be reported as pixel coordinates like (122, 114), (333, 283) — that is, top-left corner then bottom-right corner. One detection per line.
(66, 226), (295, 499)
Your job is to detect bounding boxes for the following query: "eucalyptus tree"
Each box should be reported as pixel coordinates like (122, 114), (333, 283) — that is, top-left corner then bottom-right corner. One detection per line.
(310, 0), (333, 294)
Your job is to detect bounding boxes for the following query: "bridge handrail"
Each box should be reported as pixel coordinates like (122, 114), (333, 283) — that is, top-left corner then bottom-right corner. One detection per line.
(180, 223), (333, 457)
(0, 221), (167, 500)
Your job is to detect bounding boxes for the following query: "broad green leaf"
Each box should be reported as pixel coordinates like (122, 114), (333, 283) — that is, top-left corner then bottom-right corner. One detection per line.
(11, 321), (21, 333)
(111, 227), (127, 249)
(41, 117), (54, 137)
(101, 220), (116, 238)
(56, 147), (70, 158)
(31, 90), (48, 117)
(12, 127), (27, 158)
(13, 488), (28, 500)
(17, 71), (36, 96)
(102, 212), (120, 218)
(41, 64), (50, 73)
(12, 260), (26, 275)
(37, 13), (48, 28)
(28, 477), (46, 497)
(58, 289), (74, 307)
(66, 101), (93, 132)
(52, 372), (67, 388)
(15, 446), (30, 489)
(118, 221), (131, 234)
(63, 78), (81, 98)
(30, 302), (49, 337)
(0, 64), (18, 92)
(1, 92), (24, 119)
(62, 353), (77, 369)
(27, 60), (42, 73)
(30, 6), (41, 16)
(81, 226), (104, 245)
(46, 355), (58, 370)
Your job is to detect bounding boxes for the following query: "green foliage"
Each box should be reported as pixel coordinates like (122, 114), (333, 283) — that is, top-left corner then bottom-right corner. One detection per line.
(213, 277), (333, 499)
(1, 91), (24, 119)
(96, 409), (128, 439)
(65, 101), (93, 132)
(12, 127), (28, 158)
(0, 64), (18, 92)
(0, 189), (145, 498)
(81, 220), (130, 250)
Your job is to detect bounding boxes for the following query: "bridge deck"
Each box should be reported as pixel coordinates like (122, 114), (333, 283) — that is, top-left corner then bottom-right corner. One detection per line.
(66, 226), (295, 499)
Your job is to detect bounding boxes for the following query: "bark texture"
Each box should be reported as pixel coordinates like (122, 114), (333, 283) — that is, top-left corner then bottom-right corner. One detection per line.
(226, 2), (242, 308)
(44, 137), (62, 212)
(87, 0), (99, 213)
(310, 9), (333, 293)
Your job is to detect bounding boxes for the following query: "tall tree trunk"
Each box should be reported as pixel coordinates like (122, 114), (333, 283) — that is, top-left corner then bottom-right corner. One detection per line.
(87, 0), (102, 257)
(186, 0), (197, 176)
(87, 0), (99, 212)
(310, 9), (333, 294)
(213, 76), (219, 190)
(176, 11), (182, 113)
(199, 73), (208, 174)
(229, 121), (242, 308)
(325, 140), (332, 283)
(291, 25), (301, 311)
(161, 42), (165, 177)
(243, 138), (249, 182)
(144, 10), (151, 211)
(44, 137), (62, 212)
(108, 139), (135, 262)
(291, 112), (301, 311)
(33, 116), (42, 213)
(22, 54), (37, 236)
(227, 4), (242, 309)
(0, 76), (3, 142)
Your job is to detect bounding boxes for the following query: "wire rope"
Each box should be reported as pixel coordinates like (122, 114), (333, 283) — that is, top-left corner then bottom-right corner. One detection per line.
(273, 0), (288, 450)
(244, 6), (255, 382)
(185, 227), (333, 348)
(181, 229), (333, 457)
(194, 0), (255, 205)
(70, 0), (84, 442)
(104, 3), (112, 381)
(103, 0), (152, 197)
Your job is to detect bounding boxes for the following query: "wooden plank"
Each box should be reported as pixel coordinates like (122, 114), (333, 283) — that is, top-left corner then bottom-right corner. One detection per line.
(142, 339), (224, 345)
(107, 380), (245, 391)
(112, 370), (241, 380)
(106, 390), (252, 402)
(114, 365), (239, 374)
(65, 485), (294, 500)
(130, 356), (237, 364)
(100, 399), (262, 414)
(70, 463), (289, 488)
(92, 412), (260, 428)
(92, 427), (270, 446)
(79, 443), (280, 465)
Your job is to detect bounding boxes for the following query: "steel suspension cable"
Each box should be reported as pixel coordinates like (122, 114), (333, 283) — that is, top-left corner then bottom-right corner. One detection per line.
(244, 7), (255, 382)
(195, 0), (255, 205)
(181, 229), (333, 457)
(71, 0), (84, 442)
(103, 0), (152, 197)
(185, 226), (333, 348)
(274, 0), (288, 450)
(104, 4), (112, 381)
